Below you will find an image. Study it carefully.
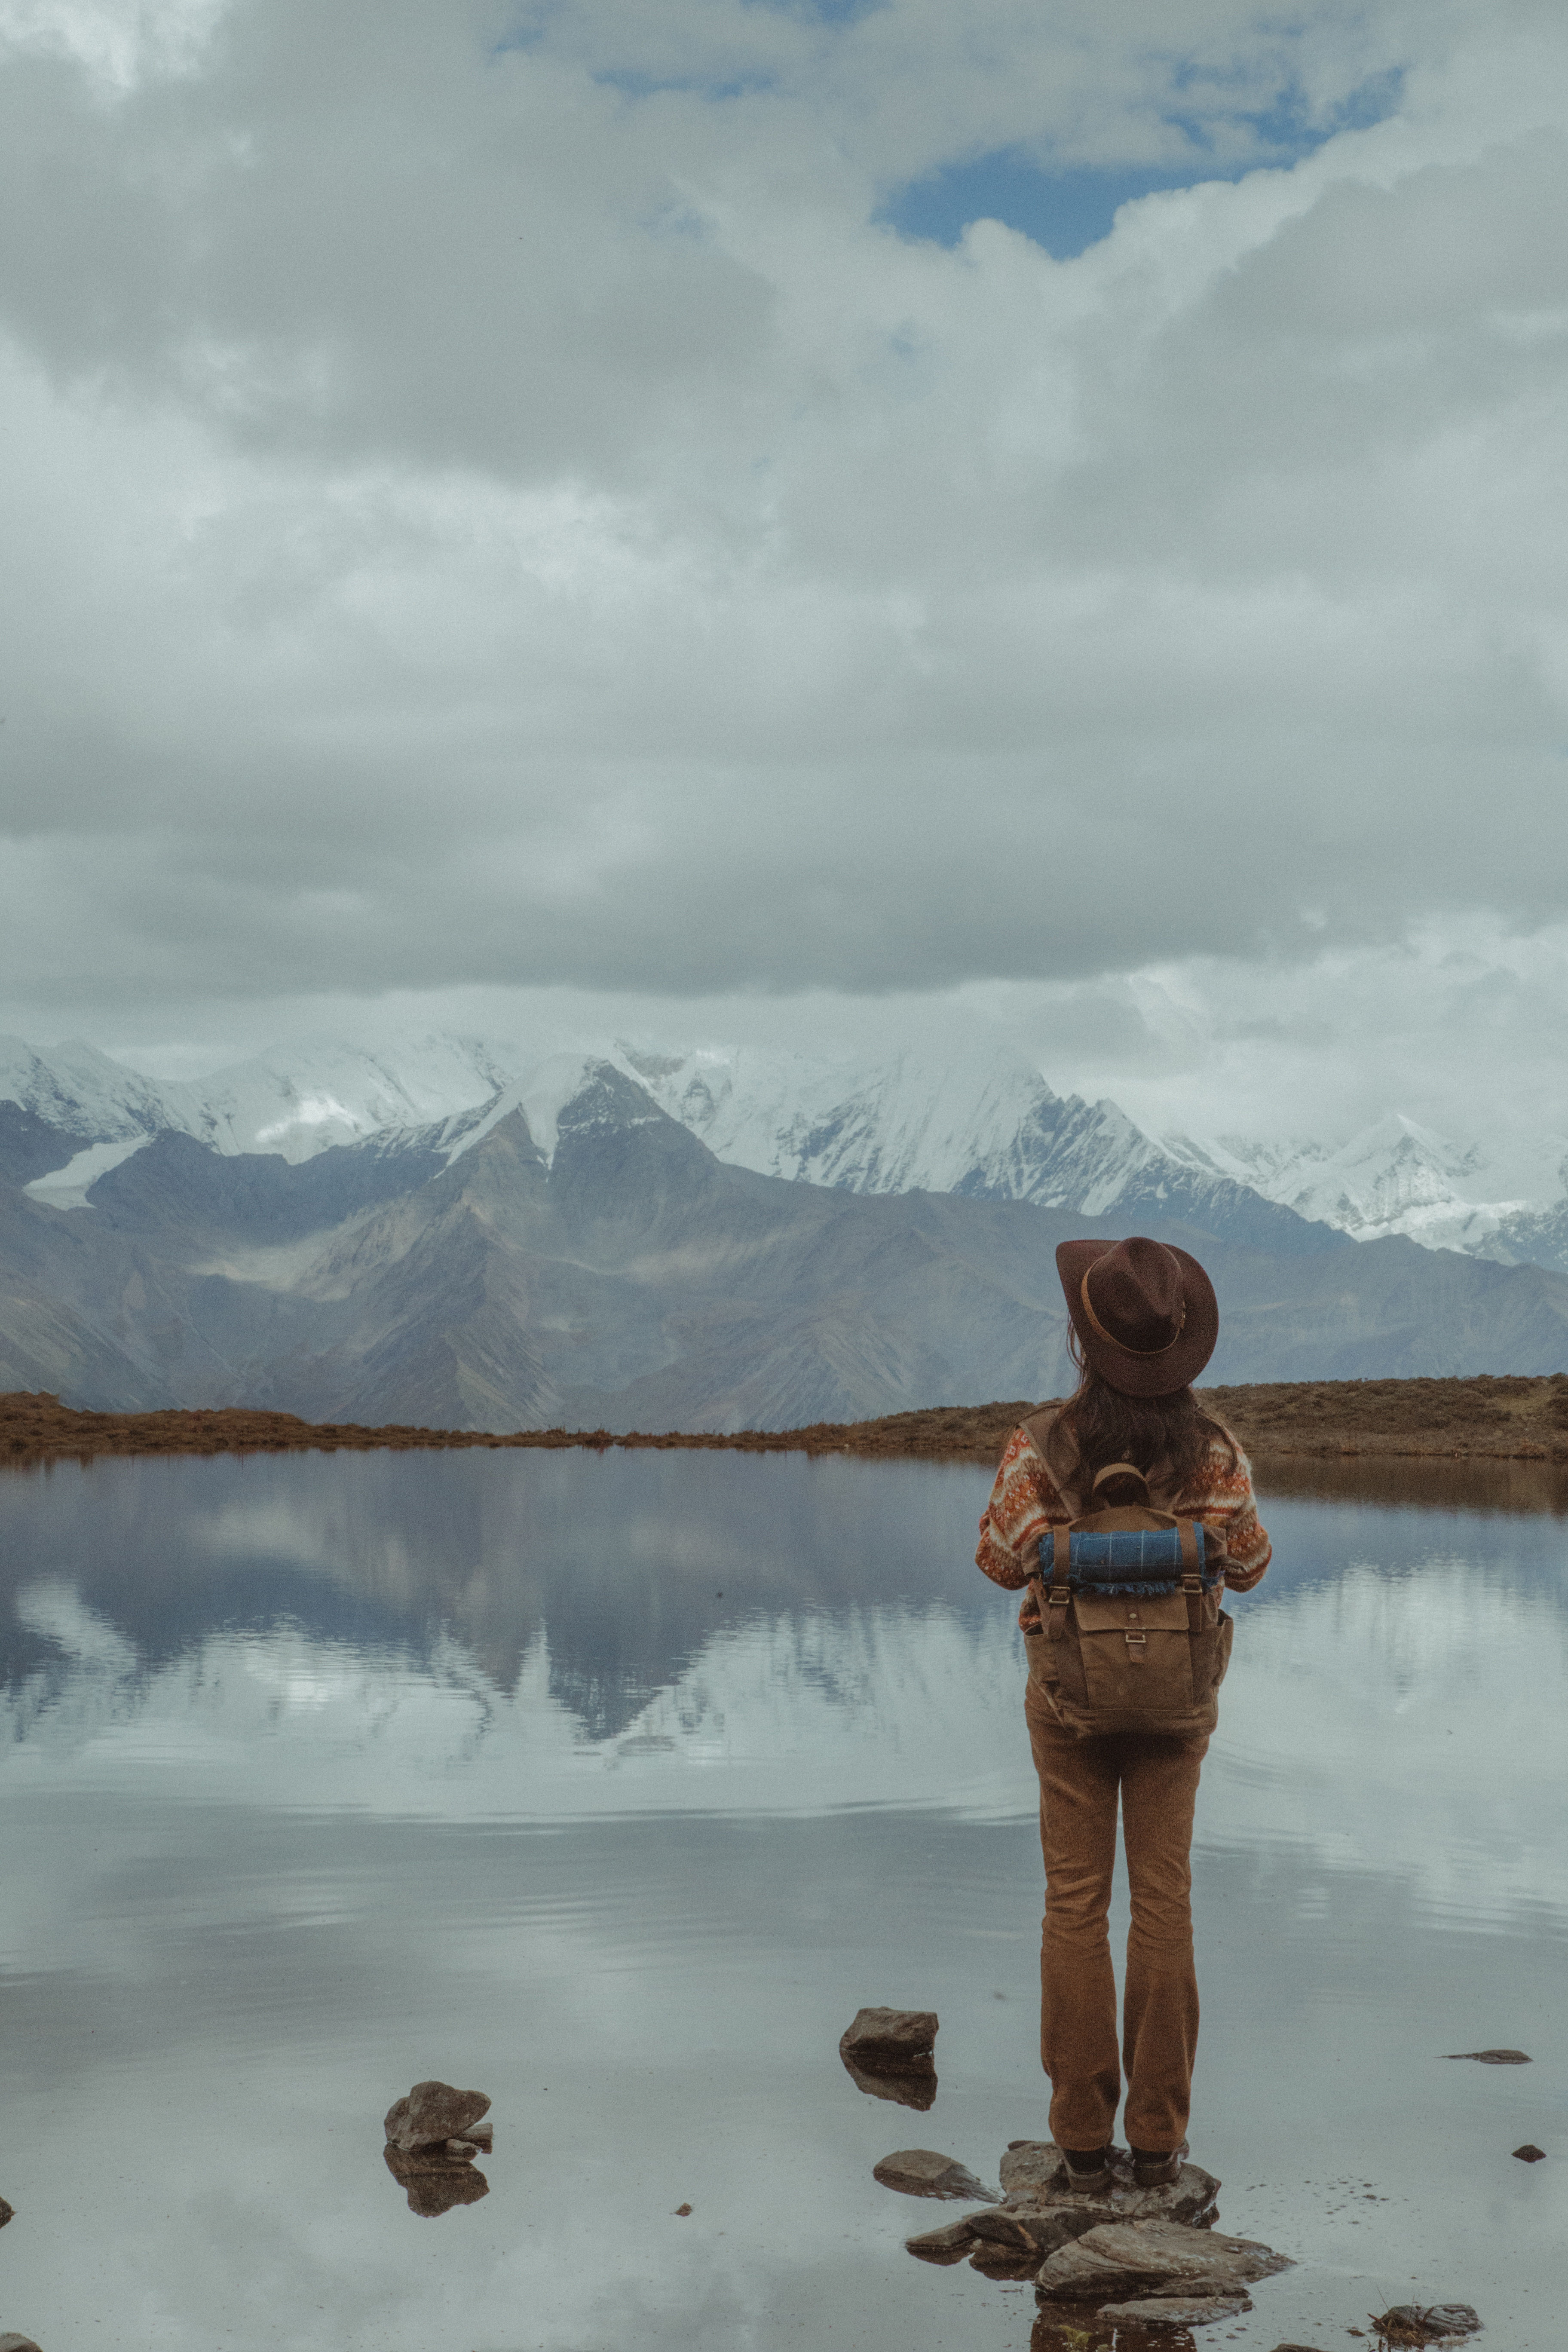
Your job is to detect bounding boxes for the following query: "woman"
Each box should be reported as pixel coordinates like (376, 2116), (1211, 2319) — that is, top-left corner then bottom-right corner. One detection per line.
(976, 1234), (1271, 2191)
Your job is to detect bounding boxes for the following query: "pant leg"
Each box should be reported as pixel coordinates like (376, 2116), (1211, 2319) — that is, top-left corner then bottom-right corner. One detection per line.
(1025, 1682), (1123, 2151)
(1117, 1730), (1208, 2153)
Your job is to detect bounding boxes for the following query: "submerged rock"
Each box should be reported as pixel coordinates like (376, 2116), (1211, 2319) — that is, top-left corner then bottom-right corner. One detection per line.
(840, 2008), (937, 2067)
(1370, 2306), (1481, 2346)
(1445, 2048), (1529, 2064)
(384, 2081), (492, 2152)
(1099, 2293), (1252, 2327)
(873, 2148), (999, 2202)
(1035, 2217), (1293, 2304)
(1512, 2143), (1546, 2162)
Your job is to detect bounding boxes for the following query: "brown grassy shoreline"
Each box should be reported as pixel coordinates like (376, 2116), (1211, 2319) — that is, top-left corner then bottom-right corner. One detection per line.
(4, 1374), (1568, 1471)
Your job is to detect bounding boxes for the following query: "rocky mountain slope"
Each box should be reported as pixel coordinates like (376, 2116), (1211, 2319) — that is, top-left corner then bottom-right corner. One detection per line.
(7, 1026), (1568, 1280)
(5, 1061), (1568, 1430)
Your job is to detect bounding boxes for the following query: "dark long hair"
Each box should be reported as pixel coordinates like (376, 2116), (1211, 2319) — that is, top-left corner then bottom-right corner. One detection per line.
(1057, 1330), (1236, 1503)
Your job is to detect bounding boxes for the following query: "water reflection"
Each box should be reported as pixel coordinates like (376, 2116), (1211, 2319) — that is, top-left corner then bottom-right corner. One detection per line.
(0, 1449), (1561, 2351)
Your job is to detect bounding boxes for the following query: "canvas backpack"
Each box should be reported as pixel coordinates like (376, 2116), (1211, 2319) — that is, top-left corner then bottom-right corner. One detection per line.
(1022, 1410), (1234, 1738)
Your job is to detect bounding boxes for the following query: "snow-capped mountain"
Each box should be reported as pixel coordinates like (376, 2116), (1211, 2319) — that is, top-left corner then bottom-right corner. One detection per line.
(616, 1043), (1326, 1249)
(4, 1033), (513, 1205)
(1165, 1112), (1568, 1265)
(6, 1026), (1568, 1276)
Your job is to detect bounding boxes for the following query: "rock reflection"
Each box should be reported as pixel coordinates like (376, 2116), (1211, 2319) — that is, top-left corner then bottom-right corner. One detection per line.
(839, 2051), (937, 2109)
(1031, 2318), (1195, 2352)
(383, 2143), (490, 2217)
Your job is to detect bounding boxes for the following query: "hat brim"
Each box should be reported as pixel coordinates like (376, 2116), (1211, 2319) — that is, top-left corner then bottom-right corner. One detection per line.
(1055, 1238), (1219, 1398)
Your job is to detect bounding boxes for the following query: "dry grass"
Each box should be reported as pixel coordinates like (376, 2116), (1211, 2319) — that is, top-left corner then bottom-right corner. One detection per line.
(3, 1376), (1567, 1470)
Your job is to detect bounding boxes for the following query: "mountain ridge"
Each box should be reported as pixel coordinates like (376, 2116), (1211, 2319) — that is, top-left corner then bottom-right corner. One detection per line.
(3, 1059), (1568, 1430)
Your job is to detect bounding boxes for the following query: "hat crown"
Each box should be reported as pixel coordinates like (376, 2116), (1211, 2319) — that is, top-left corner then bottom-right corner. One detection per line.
(1083, 1237), (1185, 1354)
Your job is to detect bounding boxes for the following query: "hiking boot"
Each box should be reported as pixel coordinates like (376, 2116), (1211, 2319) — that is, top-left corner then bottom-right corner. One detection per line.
(1130, 2142), (1188, 2189)
(1059, 2144), (1115, 2193)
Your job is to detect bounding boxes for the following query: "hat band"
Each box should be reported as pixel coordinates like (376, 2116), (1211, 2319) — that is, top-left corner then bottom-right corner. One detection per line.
(1080, 1268), (1187, 1357)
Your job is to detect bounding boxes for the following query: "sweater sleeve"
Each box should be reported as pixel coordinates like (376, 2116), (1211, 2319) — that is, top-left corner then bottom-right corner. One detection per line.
(976, 1426), (1072, 1631)
(1181, 1434), (1272, 1592)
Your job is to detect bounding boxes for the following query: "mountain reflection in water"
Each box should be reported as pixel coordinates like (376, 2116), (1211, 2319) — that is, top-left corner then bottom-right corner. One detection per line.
(0, 1447), (1562, 2352)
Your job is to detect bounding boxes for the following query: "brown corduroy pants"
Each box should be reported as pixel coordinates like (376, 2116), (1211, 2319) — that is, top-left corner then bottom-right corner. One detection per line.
(1025, 1649), (1209, 2155)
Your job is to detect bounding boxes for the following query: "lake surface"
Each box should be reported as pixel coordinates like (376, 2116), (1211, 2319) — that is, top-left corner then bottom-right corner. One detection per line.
(0, 1447), (1564, 2352)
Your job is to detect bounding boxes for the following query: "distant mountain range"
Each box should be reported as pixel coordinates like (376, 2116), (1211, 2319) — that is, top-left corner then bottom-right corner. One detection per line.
(9, 1027), (1567, 1268)
(3, 1041), (1568, 1427)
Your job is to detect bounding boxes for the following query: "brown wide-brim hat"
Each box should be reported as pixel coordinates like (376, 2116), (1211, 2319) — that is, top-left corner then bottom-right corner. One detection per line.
(1055, 1234), (1219, 1398)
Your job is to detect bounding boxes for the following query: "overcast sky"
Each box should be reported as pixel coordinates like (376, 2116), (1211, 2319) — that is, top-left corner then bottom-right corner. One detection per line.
(2, 0), (1567, 1145)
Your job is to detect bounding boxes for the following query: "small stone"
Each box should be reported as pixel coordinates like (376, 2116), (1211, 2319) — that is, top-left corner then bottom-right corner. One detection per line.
(873, 2148), (998, 2202)
(463, 2119), (494, 2151)
(445, 2139), (478, 2160)
(675, 2203), (692, 2217)
(384, 2081), (491, 2152)
(1512, 2143), (1546, 2162)
(1445, 2048), (1530, 2064)
(1099, 2293), (1252, 2326)
(1035, 2217), (1293, 2304)
(839, 2007), (937, 2068)
(1369, 2306), (1481, 2344)
(904, 2217), (978, 2263)
(0, 2336), (43, 2352)
(0, 2199), (13, 2230)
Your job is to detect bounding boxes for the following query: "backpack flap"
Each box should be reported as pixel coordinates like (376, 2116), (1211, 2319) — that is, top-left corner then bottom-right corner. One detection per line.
(1071, 1588), (1197, 1718)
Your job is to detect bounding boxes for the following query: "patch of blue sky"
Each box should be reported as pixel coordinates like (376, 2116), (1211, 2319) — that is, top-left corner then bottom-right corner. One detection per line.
(881, 67), (1406, 261)
(747, 0), (885, 19)
(594, 66), (779, 100)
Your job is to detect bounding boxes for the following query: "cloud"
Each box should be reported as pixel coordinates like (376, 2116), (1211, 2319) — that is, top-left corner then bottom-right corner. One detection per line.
(1, 0), (1567, 1136)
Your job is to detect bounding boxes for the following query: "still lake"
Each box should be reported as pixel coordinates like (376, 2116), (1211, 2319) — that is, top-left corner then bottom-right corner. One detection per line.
(0, 1446), (1564, 2351)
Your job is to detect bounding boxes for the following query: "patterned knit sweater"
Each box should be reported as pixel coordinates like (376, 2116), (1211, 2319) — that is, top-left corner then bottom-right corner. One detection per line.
(976, 1415), (1272, 1634)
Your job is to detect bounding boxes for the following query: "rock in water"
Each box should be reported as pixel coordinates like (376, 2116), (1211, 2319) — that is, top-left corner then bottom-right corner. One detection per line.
(1512, 2143), (1546, 2163)
(840, 2008), (937, 2068)
(1035, 2218), (1293, 2304)
(0, 2198), (13, 2230)
(0, 2336), (44, 2352)
(1099, 2294), (1252, 2326)
(904, 2218), (979, 2264)
(967, 2202), (1081, 2260)
(873, 2149), (999, 2202)
(998, 2139), (1219, 2228)
(968, 2242), (1039, 2280)
(1445, 2048), (1530, 2064)
(1368, 2307), (1481, 2345)
(384, 2081), (492, 2152)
